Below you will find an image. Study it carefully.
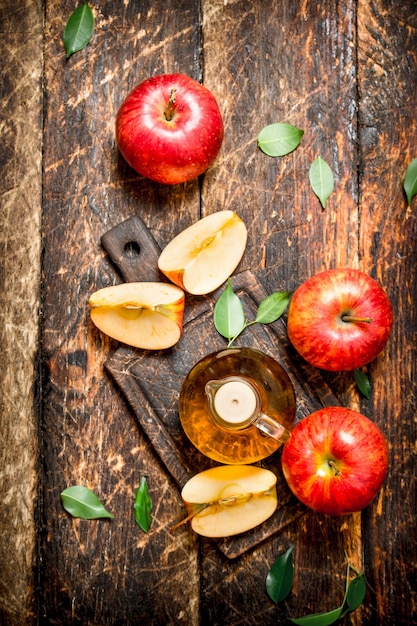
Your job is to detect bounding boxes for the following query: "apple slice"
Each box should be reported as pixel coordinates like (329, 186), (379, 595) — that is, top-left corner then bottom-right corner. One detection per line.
(181, 465), (277, 537)
(89, 282), (184, 350)
(158, 210), (247, 295)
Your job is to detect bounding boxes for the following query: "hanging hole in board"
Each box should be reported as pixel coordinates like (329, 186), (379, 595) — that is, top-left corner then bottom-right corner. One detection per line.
(124, 241), (141, 258)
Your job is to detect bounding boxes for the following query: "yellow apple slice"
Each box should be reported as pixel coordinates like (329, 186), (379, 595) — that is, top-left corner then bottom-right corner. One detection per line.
(181, 465), (277, 537)
(157, 210), (247, 295)
(89, 282), (185, 350)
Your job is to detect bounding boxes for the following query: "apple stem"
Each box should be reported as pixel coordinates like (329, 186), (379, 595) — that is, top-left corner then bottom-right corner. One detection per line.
(341, 315), (373, 324)
(328, 460), (341, 476)
(164, 88), (177, 121)
(170, 503), (208, 532)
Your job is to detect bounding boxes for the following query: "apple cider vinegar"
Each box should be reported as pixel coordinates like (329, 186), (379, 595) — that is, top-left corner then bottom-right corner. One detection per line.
(179, 347), (296, 464)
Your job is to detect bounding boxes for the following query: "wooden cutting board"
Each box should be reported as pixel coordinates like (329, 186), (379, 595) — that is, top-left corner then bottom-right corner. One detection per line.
(102, 216), (339, 559)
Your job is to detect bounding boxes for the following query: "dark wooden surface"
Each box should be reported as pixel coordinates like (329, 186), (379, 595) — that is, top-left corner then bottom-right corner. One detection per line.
(1, 1), (416, 624)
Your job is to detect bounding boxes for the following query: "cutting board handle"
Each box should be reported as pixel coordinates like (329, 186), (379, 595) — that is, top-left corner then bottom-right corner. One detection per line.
(100, 216), (162, 283)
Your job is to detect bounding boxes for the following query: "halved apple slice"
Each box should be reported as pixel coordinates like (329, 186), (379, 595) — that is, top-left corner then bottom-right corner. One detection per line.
(89, 282), (184, 350)
(181, 465), (277, 537)
(158, 210), (247, 295)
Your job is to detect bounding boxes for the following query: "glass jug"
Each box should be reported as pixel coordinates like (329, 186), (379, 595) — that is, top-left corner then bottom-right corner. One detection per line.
(179, 347), (296, 464)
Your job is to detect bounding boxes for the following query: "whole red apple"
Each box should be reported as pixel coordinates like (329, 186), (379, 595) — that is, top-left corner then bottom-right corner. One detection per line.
(115, 73), (224, 185)
(281, 406), (389, 516)
(287, 268), (393, 371)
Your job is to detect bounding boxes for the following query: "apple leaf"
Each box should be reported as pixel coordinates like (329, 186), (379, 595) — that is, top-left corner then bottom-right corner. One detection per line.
(214, 279), (246, 342)
(266, 544), (295, 603)
(404, 158), (417, 206)
(289, 564), (366, 625)
(214, 281), (291, 346)
(255, 292), (292, 324)
(134, 476), (152, 533)
(342, 573), (366, 614)
(354, 369), (371, 398)
(309, 157), (334, 208)
(258, 123), (304, 157)
(63, 3), (94, 58)
(290, 607), (343, 626)
(61, 486), (114, 519)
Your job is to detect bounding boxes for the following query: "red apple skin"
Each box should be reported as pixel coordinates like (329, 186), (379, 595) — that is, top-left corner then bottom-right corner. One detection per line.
(287, 268), (393, 371)
(116, 73), (224, 185)
(281, 407), (389, 516)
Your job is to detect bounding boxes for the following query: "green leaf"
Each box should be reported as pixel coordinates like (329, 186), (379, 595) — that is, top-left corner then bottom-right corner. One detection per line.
(61, 486), (114, 519)
(404, 158), (417, 206)
(63, 3), (94, 58)
(309, 157), (334, 208)
(134, 476), (152, 533)
(258, 123), (304, 157)
(255, 292), (292, 324)
(266, 544), (295, 603)
(290, 564), (366, 625)
(343, 573), (366, 613)
(213, 279), (246, 341)
(354, 369), (371, 398)
(290, 607), (343, 626)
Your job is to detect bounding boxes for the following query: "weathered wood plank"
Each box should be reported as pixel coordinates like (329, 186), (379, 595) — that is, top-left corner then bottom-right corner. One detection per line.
(202, 0), (360, 288)
(39, 1), (202, 622)
(1, 0), (416, 623)
(0, 1), (43, 623)
(357, 1), (417, 623)
(201, 1), (363, 623)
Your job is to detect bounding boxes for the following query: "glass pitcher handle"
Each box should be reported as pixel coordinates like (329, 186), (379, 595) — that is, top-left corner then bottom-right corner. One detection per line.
(254, 413), (291, 443)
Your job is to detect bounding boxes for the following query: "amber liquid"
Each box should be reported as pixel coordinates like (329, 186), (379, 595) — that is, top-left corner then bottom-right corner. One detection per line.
(179, 347), (296, 464)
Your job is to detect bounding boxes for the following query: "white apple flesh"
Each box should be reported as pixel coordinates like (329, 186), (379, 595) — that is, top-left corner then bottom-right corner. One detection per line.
(181, 465), (278, 537)
(158, 210), (247, 295)
(89, 282), (184, 350)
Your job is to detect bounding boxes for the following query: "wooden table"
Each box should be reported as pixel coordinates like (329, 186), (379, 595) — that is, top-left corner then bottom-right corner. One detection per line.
(1, 1), (416, 624)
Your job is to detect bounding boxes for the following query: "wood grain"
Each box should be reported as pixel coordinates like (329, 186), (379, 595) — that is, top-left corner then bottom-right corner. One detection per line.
(0, 1), (43, 623)
(201, 1), (364, 623)
(39, 1), (202, 622)
(1, 0), (416, 623)
(357, 2), (417, 623)
(202, 0), (360, 288)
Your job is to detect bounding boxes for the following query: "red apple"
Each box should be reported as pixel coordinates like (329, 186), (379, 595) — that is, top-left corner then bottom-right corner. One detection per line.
(281, 406), (389, 516)
(115, 73), (224, 185)
(287, 268), (393, 371)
